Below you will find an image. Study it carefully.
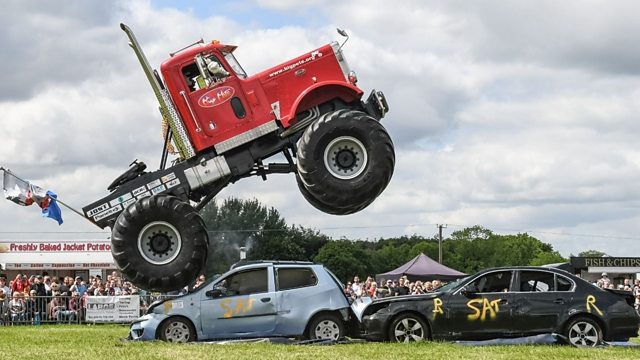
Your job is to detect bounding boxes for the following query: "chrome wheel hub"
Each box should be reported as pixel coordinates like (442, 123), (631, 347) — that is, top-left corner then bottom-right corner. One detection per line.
(138, 221), (182, 265)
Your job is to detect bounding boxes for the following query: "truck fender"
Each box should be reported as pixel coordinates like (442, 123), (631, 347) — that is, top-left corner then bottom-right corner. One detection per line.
(284, 81), (363, 127)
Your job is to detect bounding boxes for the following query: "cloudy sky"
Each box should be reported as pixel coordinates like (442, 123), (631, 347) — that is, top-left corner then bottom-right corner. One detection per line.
(2, 0), (640, 257)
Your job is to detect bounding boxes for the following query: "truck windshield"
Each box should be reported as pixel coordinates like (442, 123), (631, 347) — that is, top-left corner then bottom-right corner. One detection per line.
(223, 51), (247, 79)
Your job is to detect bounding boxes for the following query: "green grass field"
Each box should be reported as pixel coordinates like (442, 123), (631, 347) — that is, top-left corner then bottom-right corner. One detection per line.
(0, 325), (638, 360)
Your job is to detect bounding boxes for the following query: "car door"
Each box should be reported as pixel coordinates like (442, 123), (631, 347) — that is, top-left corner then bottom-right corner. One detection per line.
(511, 270), (574, 335)
(444, 270), (515, 340)
(199, 266), (278, 338)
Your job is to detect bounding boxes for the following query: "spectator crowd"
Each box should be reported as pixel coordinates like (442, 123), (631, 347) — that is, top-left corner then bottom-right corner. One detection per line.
(0, 271), (144, 325)
(343, 275), (445, 299)
(594, 272), (640, 311)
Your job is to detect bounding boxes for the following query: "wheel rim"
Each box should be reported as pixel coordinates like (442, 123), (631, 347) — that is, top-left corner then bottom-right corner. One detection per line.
(323, 136), (368, 179)
(568, 321), (599, 347)
(313, 319), (341, 340)
(138, 221), (182, 265)
(393, 317), (425, 343)
(164, 321), (191, 343)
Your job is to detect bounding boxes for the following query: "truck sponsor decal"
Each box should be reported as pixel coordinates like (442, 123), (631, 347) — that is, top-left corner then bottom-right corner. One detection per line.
(220, 297), (255, 318)
(93, 204), (122, 222)
(132, 186), (147, 197)
(122, 198), (136, 209)
(161, 173), (176, 183)
(150, 185), (166, 195)
(165, 178), (180, 189)
(268, 50), (323, 78)
(198, 86), (234, 108)
(109, 193), (133, 207)
(86, 203), (109, 217)
(136, 191), (151, 200)
(146, 179), (162, 190)
(467, 298), (501, 321)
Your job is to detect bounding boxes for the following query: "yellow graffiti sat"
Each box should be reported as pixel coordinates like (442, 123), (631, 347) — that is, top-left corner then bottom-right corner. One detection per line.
(220, 297), (255, 318)
(467, 298), (501, 321)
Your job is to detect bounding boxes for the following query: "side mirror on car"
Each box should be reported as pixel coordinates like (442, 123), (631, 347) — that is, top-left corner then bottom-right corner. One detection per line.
(461, 284), (479, 297)
(206, 289), (222, 298)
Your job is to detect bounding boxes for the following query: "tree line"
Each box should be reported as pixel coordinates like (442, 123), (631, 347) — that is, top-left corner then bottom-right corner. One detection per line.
(199, 198), (567, 282)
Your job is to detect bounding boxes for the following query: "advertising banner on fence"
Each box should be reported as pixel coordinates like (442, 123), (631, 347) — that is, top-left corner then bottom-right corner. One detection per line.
(85, 296), (140, 322)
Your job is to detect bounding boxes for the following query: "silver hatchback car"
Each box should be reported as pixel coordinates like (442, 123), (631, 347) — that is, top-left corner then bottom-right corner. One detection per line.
(129, 261), (367, 342)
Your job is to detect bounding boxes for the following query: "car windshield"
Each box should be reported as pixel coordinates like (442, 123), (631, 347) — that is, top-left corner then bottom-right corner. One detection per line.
(435, 276), (469, 293)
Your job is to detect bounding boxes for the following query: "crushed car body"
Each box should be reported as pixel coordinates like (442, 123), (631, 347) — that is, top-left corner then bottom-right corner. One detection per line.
(129, 261), (369, 342)
(360, 266), (639, 346)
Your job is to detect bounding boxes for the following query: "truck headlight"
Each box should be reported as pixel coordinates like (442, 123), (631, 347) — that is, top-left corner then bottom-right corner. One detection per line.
(348, 71), (358, 85)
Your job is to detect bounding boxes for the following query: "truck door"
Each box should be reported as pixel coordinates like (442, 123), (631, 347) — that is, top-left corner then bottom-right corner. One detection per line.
(182, 54), (252, 145)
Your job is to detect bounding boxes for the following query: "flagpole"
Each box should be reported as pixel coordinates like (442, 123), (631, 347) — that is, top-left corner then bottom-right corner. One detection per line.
(1, 167), (98, 227)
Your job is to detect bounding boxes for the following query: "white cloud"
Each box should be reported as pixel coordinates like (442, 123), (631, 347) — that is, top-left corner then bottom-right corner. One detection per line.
(2, 0), (640, 258)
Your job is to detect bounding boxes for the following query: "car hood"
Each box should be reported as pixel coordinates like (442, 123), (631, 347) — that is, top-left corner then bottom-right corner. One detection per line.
(372, 292), (443, 304)
(147, 293), (189, 314)
(356, 292), (444, 321)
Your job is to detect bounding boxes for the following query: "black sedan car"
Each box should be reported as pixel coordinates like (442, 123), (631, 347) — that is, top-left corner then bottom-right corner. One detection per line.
(361, 266), (639, 346)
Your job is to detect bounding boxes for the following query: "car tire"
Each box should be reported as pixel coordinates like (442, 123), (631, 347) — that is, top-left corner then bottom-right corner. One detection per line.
(307, 313), (345, 341)
(388, 313), (429, 343)
(159, 317), (196, 343)
(297, 109), (395, 214)
(564, 316), (603, 347)
(111, 194), (208, 292)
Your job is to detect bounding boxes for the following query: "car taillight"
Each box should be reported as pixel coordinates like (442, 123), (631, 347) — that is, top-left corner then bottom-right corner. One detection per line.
(348, 70), (358, 85)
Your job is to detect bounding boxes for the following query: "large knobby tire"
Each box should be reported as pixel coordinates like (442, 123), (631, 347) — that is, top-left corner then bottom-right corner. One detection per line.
(111, 194), (208, 292)
(564, 316), (603, 347)
(159, 317), (196, 343)
(388, 313), (429, 343)
(295, 174), (367, 215)
(297, 109), (394, 214)
(306, 313), (345, 341)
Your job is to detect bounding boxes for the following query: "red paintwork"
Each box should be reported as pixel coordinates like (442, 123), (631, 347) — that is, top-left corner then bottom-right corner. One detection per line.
(160, 41), (364, 154)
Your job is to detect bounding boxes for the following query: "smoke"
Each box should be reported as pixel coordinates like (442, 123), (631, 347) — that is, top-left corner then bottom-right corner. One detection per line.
(205, 231), (255, 275)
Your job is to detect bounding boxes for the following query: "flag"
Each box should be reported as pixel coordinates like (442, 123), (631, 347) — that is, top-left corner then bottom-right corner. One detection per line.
(43, 190), (63, 225)
(2, 169), (63, 225)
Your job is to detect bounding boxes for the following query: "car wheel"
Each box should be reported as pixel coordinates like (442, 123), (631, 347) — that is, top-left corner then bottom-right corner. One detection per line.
(159, 317), (196, 343)
(296, 109), (395, 214)
(307, 313), (345, 340)
(111, 194), (208, 292)
(565, 317), (602, 347)
(388, 313), (429, 343)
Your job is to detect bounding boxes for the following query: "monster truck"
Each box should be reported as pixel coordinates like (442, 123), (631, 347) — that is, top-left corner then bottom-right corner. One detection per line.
(81, 24), (394, 292)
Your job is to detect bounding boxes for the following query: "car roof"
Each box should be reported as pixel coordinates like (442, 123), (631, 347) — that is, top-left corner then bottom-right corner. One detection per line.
(475, 266), (575, 277)
(230, 260), (315, 270)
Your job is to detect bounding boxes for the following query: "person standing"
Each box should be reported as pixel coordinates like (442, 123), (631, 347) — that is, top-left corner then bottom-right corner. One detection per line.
(395, 277), (410, 296)
(31, 275), (47, 324)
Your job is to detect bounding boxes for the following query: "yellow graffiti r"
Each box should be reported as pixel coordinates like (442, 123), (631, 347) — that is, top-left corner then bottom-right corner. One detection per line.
(586, 295), (603, 316)
(432, 298), (444, 319)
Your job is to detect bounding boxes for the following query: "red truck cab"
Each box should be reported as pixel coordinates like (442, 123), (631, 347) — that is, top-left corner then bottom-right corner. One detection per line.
(160, 40), (363, 154)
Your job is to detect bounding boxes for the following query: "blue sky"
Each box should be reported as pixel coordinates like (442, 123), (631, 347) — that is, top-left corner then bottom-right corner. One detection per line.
(150, 0), (326, 28)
